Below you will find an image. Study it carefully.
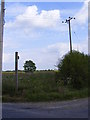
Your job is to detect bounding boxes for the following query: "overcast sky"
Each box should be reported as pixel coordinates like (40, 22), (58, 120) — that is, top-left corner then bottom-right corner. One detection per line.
(2, 0), (89, 70)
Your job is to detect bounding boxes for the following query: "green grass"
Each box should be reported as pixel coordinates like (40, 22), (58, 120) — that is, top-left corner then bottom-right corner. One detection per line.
(2, 71), (88, 102)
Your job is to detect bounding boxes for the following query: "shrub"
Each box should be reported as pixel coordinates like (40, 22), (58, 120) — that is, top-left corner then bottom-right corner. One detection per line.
(57, 50), (88, 89)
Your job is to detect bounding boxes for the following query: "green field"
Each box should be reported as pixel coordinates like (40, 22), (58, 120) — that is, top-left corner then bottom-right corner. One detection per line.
(2, 71), (88, 102)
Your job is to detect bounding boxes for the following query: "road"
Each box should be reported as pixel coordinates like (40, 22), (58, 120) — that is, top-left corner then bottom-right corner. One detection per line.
(2, 98), (89, 118)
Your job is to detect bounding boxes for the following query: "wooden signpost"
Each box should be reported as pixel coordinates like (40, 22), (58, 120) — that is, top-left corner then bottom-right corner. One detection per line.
(15, 52), (19, 91)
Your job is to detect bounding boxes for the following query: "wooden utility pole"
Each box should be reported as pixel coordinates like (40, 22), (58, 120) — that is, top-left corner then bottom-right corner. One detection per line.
(62, 17), (75, 53)
(68, 19), (72, 53)
(0, 1), (4, 119)
(0, 1), (4, 83)
(0, 1), (4, 93)
(15, 52), (19, 91)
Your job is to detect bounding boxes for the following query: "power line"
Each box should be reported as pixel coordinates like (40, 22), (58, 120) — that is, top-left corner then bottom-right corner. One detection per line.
(73, 31), (79, 41)
(73, 31), (80, 52)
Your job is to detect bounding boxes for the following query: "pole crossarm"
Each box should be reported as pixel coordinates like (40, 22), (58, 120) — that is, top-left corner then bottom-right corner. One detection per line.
(62, 17), (75, 24)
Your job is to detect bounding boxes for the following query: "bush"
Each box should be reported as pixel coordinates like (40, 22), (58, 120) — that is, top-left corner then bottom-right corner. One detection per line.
(57, 50), (88, 89)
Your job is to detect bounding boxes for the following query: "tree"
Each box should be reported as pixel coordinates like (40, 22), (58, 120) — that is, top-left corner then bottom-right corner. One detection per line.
(23, 60), (36, 73)
(57, 50), (88, 89)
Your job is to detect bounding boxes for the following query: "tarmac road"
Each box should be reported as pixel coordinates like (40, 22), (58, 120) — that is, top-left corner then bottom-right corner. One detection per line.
(2, 98), (89, 118)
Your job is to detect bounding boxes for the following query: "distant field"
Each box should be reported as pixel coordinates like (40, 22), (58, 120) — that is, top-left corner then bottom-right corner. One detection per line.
(2, 71), (88, 102)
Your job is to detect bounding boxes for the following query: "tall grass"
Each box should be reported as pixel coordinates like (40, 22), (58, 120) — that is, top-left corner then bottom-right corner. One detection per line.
(2, 71), (88, 102)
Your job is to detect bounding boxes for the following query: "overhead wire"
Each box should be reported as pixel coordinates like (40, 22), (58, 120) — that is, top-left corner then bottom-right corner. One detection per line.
(73, 31), (80, 51)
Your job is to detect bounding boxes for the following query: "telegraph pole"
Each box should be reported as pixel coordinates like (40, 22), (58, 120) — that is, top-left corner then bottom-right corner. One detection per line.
(15, 52), (19, 92)
(62, 17), (75, 53)
(0, 1), (5, 119)
(0, 1), (5, 84)
(0, 1), (4, 92)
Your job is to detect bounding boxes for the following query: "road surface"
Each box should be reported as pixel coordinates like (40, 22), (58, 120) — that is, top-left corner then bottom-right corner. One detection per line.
(2, 98), (89, 118)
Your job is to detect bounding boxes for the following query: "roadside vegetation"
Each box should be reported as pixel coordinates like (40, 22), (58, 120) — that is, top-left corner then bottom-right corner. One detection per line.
(2, 51), (89, 102)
